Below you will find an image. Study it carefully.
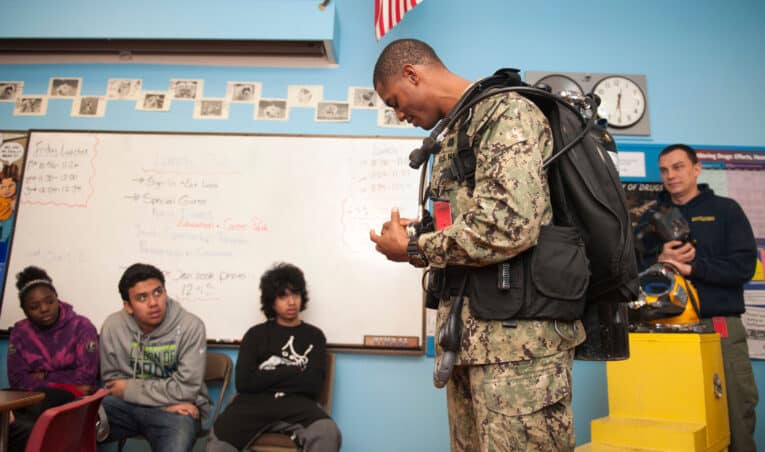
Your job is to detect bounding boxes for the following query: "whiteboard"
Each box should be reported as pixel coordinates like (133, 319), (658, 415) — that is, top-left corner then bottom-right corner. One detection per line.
(1, 131), (425, 350)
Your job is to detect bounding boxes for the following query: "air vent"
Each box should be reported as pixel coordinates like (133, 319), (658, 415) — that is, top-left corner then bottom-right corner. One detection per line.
(0, 38), (336, 67)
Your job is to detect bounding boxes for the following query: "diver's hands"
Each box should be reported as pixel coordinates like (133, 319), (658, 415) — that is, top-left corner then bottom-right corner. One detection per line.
(370, 208), (411, 262)
(659, 240), (695, 264)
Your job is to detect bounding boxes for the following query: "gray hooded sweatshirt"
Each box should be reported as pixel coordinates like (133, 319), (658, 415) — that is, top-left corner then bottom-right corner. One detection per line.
(100, 297), (211, 423)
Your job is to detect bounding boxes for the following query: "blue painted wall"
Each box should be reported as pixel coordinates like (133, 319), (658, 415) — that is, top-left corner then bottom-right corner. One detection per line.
(1, 1), (764, 451)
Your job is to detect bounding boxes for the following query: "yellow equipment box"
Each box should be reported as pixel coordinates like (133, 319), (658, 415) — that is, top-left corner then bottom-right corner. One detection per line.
(580, 332), (729, 452)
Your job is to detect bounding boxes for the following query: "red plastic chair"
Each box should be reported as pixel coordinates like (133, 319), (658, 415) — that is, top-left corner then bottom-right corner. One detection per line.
(24, 388), (110, 452)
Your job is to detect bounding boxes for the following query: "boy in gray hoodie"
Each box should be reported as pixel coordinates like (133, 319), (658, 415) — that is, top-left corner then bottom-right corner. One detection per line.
(99, 263), (211, 452)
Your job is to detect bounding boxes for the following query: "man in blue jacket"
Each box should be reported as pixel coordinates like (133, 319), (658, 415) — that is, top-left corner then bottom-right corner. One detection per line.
(637, 143), (759, 452)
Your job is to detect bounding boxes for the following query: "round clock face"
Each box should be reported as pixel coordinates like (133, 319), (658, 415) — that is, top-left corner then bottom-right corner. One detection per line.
(534, 74), (584, 97)
(593, 76), (646, 128)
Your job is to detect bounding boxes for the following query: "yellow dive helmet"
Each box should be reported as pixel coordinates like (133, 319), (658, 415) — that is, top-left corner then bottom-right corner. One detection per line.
(629, 262), (701, 327)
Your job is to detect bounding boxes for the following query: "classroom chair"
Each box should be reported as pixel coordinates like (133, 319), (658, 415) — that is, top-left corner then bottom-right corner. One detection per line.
(249, 351), (336, 452)
(117, 351), (234, 451)
(25, 388), (110, 452)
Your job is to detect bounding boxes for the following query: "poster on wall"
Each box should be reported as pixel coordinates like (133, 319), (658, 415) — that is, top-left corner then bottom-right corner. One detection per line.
(697, 165), (765, 358)
(622, 182), (663, 228)
(744, 239), (765, 359)
(0, 132), (27, 304)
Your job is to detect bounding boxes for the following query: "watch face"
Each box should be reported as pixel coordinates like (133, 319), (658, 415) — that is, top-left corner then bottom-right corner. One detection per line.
(593, 76), (646, 128)
(534, 74), (584, 97)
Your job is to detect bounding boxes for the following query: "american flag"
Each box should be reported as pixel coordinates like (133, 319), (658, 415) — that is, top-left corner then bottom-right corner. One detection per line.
(375, 0), (424, 41)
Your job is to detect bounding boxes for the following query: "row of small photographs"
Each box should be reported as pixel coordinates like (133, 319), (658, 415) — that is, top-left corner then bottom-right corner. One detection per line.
(0, 79), (411, 127)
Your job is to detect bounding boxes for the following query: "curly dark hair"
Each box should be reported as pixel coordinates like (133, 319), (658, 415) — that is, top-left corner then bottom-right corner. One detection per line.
(259, 263), (309, 319)
(118, 263), (165, 302)
(16, 265), (56, 305)
(373, 38), (443, 89)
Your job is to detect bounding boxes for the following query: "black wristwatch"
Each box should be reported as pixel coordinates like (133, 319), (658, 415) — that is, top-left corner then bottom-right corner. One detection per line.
(407, 234), (428, 268)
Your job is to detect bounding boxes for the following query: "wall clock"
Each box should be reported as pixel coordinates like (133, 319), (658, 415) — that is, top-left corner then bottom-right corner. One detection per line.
(533, 73), (583, 96)
(524, 70), (651, 136)
(592, 75), (647, 129)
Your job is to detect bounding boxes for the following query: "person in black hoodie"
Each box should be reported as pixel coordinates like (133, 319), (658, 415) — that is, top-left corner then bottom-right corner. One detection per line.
(207, 263), (341, 452)
(636, 143), (758, 452)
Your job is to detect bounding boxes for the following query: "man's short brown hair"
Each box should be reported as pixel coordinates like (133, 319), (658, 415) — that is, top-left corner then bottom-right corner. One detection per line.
(660, 143), (698, 164)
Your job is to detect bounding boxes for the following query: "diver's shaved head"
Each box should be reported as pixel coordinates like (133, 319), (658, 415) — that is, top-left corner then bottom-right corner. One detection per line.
(373, 39), (444, 88)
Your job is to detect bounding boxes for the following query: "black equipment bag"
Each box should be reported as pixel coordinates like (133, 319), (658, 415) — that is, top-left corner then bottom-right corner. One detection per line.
(412, 69), (640, 359)
(442, 69), (640, 307)
(531, 87), (639, 307)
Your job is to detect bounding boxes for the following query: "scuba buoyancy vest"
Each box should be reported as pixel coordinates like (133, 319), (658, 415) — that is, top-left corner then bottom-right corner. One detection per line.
(413, 69), (639, 362)
(411, 68), (640, 308)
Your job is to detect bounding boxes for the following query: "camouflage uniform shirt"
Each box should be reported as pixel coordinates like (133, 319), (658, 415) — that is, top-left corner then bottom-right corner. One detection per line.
(418, 91), (585, 365)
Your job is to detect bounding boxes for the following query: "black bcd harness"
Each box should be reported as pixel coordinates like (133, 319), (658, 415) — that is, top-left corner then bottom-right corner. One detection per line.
(414, 68), (639, 321)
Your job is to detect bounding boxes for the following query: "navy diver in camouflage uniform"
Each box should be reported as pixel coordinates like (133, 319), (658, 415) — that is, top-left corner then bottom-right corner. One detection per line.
(370, 39), (585, 451)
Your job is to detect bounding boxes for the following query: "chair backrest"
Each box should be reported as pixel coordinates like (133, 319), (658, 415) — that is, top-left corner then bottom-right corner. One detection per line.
(25, 388), (110, 452)
(205, 352), (234, 428)
(318, 351), (335, 415)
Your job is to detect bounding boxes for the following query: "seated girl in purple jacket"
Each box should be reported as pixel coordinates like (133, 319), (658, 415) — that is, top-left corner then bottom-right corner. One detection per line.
(6, 266), (99, 451)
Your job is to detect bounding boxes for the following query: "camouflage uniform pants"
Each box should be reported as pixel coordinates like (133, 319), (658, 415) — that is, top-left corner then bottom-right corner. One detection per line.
(446, 350), (575, 452)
